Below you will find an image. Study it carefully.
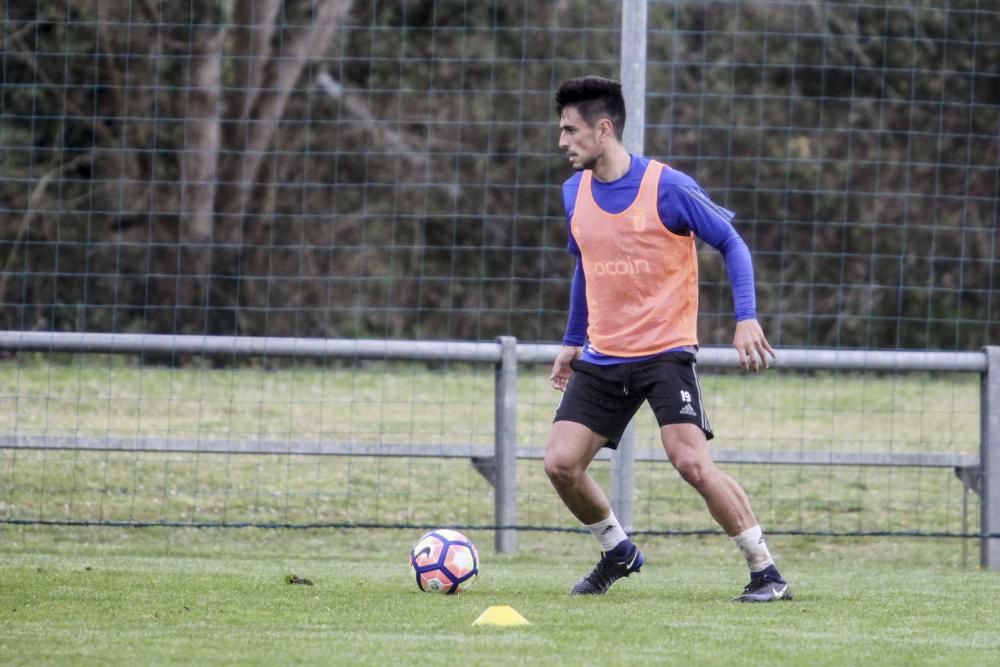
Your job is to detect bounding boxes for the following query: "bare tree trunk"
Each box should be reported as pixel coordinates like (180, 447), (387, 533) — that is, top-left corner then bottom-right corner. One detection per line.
(225, 0), (283, 144)
(180, 30), (224, 245)
(170, 24), (225, 335)
(217, 0), (348, 222)
(189, 0), (348, 335)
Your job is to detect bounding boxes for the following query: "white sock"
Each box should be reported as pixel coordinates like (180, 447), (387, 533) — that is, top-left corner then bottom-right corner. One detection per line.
(732, 524), (775, 573)
(585, 512), (628, 552)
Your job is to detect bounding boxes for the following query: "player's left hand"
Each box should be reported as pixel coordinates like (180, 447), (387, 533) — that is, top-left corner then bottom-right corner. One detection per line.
(733, 319), (776, 373)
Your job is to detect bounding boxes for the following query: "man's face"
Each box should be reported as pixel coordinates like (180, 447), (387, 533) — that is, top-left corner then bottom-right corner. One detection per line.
(558, 106), (604, 171)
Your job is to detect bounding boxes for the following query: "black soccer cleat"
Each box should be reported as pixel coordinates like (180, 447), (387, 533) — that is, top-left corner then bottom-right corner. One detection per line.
(569, 545), (644, 595)
(733, 572), (792, 603)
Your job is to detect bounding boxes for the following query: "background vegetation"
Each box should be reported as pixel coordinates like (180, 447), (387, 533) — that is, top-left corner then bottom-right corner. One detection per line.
(2, 1), (997, 349)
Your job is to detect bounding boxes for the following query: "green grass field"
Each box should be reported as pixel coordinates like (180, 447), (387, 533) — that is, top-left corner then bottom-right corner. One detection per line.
(0, 356), (995, 664)
(2, 527), (999, 666)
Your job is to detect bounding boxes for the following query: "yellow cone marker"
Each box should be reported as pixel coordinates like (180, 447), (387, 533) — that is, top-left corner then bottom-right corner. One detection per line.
(472, 605), (531, 626)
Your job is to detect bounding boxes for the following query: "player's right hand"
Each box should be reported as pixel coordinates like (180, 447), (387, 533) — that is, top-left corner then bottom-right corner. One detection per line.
(733, 318), (776, 373)
(549, 345), (582, 391)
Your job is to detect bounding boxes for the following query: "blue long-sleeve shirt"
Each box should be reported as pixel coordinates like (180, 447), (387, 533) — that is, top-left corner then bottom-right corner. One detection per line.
(562, 155), (756, 364)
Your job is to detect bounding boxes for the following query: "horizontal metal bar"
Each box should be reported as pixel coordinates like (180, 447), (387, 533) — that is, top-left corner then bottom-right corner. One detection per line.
(526, 445), (978, 468)
(752, 347), (986, 372)
(0, 435), (493, 458)
(0, 331), (501, 363)
(0, 435), (978, 468)
(518, 343), (987, 372)
(1, 332), (987, 372)
(706, 448), (980, 468)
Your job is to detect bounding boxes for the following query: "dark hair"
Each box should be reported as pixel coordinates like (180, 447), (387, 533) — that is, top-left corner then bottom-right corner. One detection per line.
(555, 76), (626, 139)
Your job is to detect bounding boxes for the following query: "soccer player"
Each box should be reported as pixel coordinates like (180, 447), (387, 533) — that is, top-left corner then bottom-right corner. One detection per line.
(544, 75), (790, 602)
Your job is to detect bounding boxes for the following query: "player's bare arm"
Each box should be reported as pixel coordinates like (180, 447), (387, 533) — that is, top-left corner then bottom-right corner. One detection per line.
(733, 318), (776, 373)
(549, 345), (582, 391)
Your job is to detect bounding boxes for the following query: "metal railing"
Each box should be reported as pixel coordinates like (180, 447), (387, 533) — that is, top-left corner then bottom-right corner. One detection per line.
(1, 330), (997, 567)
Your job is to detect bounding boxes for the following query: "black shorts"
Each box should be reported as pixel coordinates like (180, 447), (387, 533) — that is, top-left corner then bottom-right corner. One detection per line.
(553, 351), (713, 448)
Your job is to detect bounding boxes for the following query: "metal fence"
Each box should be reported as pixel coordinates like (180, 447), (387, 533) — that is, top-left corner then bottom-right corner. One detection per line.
(1, 330), (997, 568)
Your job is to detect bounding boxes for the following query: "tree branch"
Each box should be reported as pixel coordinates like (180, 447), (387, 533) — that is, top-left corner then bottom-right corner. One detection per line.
(0, 18), (44, 51)
(315, 72), (429, 170)
(8, 32), (121, 149)
(226, 0), (283, 126)
(218, 0), (349, 219)
(0, 151), (95, 307)
(136, 0), (197, 52)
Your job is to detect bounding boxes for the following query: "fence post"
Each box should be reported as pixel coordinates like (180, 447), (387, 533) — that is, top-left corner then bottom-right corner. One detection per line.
(611, 417), (637, 532)
(610, 0), (647, 540)
(982, 346), (1000, 568)
(620, 0), (648, 155)
(494, 336), (519, 554)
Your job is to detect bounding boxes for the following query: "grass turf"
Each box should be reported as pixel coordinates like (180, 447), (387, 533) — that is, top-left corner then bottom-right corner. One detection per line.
(2, 527), (999, 666)
(0, 357), (993, 663)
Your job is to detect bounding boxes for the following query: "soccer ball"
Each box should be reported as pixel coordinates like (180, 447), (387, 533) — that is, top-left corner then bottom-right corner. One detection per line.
(409, 529), (479, 594)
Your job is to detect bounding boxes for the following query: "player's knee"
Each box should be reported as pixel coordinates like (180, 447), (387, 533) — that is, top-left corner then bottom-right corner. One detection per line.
(543, 452), (581, 486)
(673, 456), (709, 489)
